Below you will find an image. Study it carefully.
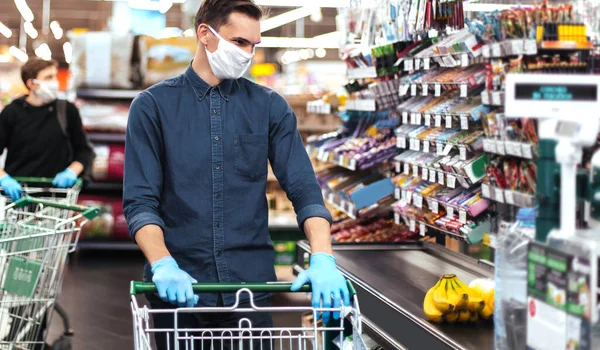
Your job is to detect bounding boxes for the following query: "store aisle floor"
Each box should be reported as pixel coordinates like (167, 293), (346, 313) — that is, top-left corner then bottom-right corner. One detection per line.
(47, 251), (309, 350)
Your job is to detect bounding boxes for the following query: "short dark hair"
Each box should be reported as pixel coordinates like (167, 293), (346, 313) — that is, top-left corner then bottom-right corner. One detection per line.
(21, 58), (58, 87)
(194, 0), (263, 33)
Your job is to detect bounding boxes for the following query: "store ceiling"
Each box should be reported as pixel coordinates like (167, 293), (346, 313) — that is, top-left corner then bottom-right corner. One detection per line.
(0, 1), (338, 64)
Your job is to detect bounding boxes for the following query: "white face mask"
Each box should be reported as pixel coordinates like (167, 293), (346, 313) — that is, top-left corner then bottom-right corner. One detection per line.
(33, 79), (59, 103)
(205, 26), (254, 80)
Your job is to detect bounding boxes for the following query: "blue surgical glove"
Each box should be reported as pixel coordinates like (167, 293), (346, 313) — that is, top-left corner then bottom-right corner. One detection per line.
(52, 168), (78, 188)
(291, 253), (350, 323)
(151, 256), (199, 308)
(0, 175), (22, 202)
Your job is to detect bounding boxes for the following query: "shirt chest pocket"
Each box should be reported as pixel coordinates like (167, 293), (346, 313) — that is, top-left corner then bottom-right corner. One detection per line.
(234, 134), (268, 180)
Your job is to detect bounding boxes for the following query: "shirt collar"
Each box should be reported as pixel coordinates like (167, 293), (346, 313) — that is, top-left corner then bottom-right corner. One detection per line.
(184, 64), (232, 101)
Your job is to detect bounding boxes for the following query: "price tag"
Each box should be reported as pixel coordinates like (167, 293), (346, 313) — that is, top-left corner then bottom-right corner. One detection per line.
(416, 113), (422, 125)
(436, 143), (443, 155)
(424, 114), (431, 127)
(494, 187), (505, 203)
(512, 142), (523, 157)
(349, 158), (357, 170)
(482, 45), (491, 58)
(404, 59), (414, 71)
(491, 43), (501, 57)
(405, 191), (412, 204)
(413, 165), (419, 176)
(413, 139), (420, 152)
(404, 163), (410, 175)
(397, 137), (407, 149)
(445, 115), (453, 128)
(431, 200), (439, 213)
(492, 91), (502, 106)
(459, 146), (467, 160)
(435, 114), (442, 127)
(423, 57), (431, 70)
(414, 194), (423, 208)
(400, 84), (410, 96)
(460, 84), (468, 98)
(410, 113), (416, 125)
(338, 155), (345, 167)
(505, 190), (515, 205)
(447, 175), (457, 189)
(402, 111), (408, 124)
(447, 206), (455, 218)
(459, 210), (467, 224)
(411, 84), (417, 96)
(328, 192), (334, 203)
(438, 171), (445, 185)
(434, 84), (441, 97)
(395, 161), (401, 173)
(415, 59), (421, 70)
(422, 167), (429, 179)
(461, 53), (469, 67)
(420, 223), (426, 236)
(524, 39), (538, 55)
(423, 140), (430, 153)
(522, 144), (533, 159)
(496, 141), (506, 155)
(394, 212), (400, 225)
(488, 139), (498, 154)
(481, 91), (490, 105)
(442, 144), (453, 156)
(395, 187), (401, 200)
(460, 115), (469, 130)
(429, 170), (436, 183)
(511, 39), (524, 55)
(410, 219), (416, 232)
(401, 189), (407, 201)
(422, 84), (429, 96)
(481, 183), (491, 198)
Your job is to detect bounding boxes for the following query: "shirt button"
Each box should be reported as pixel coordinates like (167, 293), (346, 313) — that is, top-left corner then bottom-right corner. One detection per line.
(212, 109), (217, 115)
(215, 136), (220, 141)
(216, 223), (221, 228)
(216, 250), (221, 256)
(215, 193), (221, 199)
(215, 165), (220, 170)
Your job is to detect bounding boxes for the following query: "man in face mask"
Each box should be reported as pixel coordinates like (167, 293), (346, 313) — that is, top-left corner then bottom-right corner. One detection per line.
(0, 59), (94, 201)
(124, 1), (349, 349)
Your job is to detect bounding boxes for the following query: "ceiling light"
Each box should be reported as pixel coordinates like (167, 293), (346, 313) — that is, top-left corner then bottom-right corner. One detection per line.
(63, 42), (72, 64)
(310, 8), (323, 23)
(259, 36), (339, 49)
(9, 46), (28, 62)
(315, 48), (327, 58)
(260, 6), (318, 33)
(183, 28), (195, 37)
(50, 21), (63, 40)
(34, 43), (52, 61)
(0, 21), (12, 38)
(255, 0), (347, 8)
(24, 22), (38, 39)
(128, 0), (173, 13)
(14, 0), (34, 22)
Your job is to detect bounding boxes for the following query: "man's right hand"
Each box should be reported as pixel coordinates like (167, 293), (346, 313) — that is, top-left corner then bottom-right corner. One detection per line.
(0, 175), (22, 202)
(151, 256), (199, 307)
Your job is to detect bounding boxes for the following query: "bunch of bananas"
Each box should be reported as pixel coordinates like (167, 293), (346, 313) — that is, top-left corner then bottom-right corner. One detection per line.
(423, 274), (495, 324)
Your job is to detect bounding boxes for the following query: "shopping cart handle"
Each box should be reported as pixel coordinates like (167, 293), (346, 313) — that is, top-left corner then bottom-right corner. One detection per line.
(13, 177), (83, 188)
(130, 281), (357, 296)
(12, 196), (100, 220)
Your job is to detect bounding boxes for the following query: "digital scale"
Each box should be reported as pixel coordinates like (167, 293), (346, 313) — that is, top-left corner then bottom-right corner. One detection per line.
(504, 74), (600, 350)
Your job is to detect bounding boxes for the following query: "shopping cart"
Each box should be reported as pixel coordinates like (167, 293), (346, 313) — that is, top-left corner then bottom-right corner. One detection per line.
(0, 177), (86, 349)
(130, 281), (368, 350)
(0, 197), (99, 350)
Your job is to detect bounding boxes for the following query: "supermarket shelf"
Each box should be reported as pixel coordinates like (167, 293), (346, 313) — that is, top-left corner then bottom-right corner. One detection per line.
(394, 161), (474, 189)
(87, 132), (126, 143)
(395, 212), (466, 241)
(345, 99), (377, 112)
(85, 181), (123, 192)
(77, 89), (142, 99)
(483, 139), (535, 159)
(297, 124), (339, 133)
(77, 241), (139, 250)
(481, 183), (536, 208)
(346, 67), (378, 80)
(481, 39), (538, 58)
(404, 54), (486, 70)
(296, 241), (494, 350)
(396, 135), (475, 155)
(394, 186), (481, 221)
(399, 110), (477, 130)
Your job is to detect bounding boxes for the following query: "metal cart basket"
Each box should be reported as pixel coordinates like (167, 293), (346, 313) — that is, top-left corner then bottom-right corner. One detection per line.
(0, 197), (99, 349)
(130, 281), (367, 350)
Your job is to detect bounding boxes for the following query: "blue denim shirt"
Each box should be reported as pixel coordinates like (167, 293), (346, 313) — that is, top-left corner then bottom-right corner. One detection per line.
(123, 65), (332, 306)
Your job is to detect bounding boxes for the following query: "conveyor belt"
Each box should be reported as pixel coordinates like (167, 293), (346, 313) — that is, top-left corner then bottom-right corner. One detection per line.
(296, 241), (494, 350)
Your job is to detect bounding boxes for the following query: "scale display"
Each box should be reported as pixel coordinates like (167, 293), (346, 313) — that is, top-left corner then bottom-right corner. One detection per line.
(515, 83), (598, 102)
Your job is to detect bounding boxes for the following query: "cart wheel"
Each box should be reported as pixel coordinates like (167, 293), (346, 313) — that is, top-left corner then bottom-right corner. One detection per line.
(46, 334), (73, 350)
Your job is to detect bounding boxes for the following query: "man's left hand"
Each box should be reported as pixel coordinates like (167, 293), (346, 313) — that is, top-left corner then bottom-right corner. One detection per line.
(291, 253), (350, 323)
(52, 168), (78, 188)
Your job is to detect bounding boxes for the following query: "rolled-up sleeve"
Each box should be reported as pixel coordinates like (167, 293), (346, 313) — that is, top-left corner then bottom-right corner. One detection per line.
(267, 93), (332, 230)
(123, 91), (165, 241)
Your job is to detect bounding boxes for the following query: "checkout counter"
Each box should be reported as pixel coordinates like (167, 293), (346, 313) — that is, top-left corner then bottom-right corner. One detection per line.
(295, 241), (495, 350)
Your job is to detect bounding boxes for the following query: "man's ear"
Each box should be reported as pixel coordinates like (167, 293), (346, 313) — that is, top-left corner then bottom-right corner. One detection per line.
(197, 24), (210, 46)
(26, 79), (35, 91)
